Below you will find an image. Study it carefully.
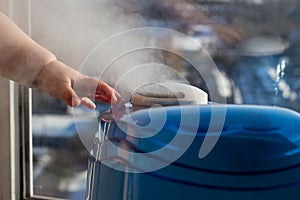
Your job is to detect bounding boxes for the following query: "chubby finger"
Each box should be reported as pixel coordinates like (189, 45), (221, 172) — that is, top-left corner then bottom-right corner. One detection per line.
(114, 91), (123, 102)
(95, 91), (123, 104)
(80, 97), (96, 109)
(95, 94), (112, 104)
(95, 81), (123, 104)
(75, 77), (121, 104)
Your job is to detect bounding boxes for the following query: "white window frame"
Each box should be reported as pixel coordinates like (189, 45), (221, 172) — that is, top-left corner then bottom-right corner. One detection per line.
(0, 80), (21, 200)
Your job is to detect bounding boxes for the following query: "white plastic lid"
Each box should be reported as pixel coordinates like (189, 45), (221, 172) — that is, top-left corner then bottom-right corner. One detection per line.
(131, 83), (208, 107)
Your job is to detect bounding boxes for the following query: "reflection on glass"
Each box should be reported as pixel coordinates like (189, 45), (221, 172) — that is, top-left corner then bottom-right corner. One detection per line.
(32, 90), (89, 199)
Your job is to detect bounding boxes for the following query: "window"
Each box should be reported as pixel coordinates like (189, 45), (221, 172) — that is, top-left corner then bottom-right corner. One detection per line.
(30, 1), (300, 199)
(1, 0), (300, 199)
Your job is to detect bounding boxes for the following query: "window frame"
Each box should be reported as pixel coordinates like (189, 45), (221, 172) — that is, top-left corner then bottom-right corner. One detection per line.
(0, 80), (20, 200)
(0, 1), (66, 199)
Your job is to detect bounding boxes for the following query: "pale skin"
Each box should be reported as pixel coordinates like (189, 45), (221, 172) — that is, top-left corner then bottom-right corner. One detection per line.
(0, 12), (121, 109)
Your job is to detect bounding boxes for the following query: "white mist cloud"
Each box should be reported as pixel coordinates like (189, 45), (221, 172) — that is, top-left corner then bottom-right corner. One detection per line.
(29, 0), (183, 96)
(30, 0), (142, 66)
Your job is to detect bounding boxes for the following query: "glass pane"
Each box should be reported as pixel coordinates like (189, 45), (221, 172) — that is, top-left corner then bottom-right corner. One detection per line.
(32, 90), (108, 199)
(32, 91), (83, 199)
(30, 0), (111, 199)
(30, 0), (300, 199)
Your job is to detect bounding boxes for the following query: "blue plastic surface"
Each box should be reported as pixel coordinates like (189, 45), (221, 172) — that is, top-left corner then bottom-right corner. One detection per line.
(115, 105), (300, 172)
(87, 105), (300, 200)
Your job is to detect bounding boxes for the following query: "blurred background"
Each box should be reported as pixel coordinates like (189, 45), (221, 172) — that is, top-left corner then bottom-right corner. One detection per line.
(26, 0), (300, 199)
